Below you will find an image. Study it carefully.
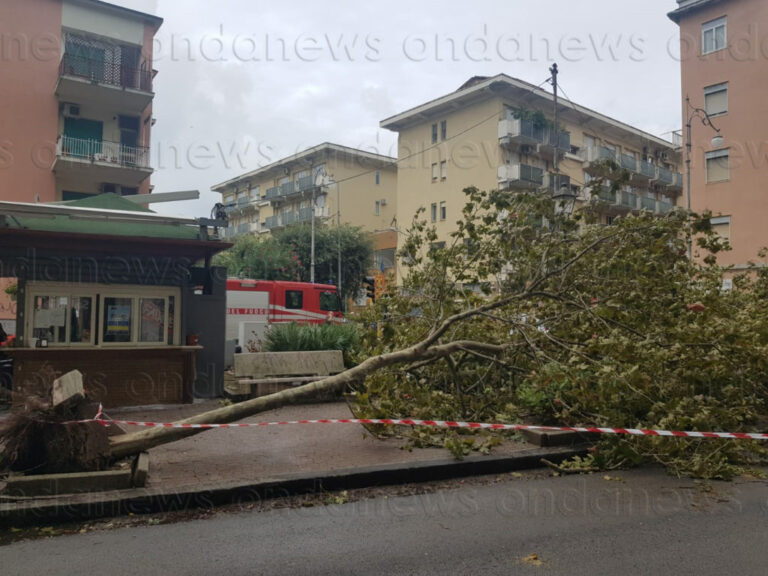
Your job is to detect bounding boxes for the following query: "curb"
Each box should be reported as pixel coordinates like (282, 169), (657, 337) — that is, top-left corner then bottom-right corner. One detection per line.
(0, 444), (588, 527)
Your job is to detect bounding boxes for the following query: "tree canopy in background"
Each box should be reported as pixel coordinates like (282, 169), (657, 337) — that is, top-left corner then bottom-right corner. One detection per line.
(215, 223), (373, 304)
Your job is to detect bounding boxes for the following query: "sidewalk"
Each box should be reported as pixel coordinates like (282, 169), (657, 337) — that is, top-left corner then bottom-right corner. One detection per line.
(0, 400), (588, 525)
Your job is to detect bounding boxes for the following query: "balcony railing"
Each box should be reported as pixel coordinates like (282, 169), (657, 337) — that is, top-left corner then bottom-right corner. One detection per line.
(264, 215), (278, 229)
(237, 223), (250, 234)
(544, 173), (570, 192)
(296, 176), (314, 191)
(619, 153), (637, 171)
(640, 196), (657, 211)
(655, 166), (673, 185)
(279, 181), (296, 196)
(658, 200), (674, 214)
(298, 207), (314, 222)
(59, 54), (152, 92)
(57, 135), (150, 169)
(265, 186), (280, 199)
(639, 160), (656, 179)
(620, 190), (638, 209)
(670, 172), (683, 188)
(237, 196), (249, 206)
(498, 163), (544, 188)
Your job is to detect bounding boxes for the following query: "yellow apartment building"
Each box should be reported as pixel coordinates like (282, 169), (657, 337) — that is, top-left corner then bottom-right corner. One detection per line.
(380, 74), (683, 255)
(211, 143), (398, 274)
(669, 0), (768, 272)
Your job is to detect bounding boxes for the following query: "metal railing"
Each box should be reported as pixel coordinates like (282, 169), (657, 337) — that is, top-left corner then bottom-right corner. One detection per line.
(279, 181), (296, 196)
(265, 187), (280, 199)
(57, 135), (150, 169)
(264, 215), (278, 229)
(620, 190), (638, 209)
(298, 207), (314, 222)
(641, 196), (657, 211)
(59, 53), (152, 92)
(655, 166), (673, 185)
(296, 176), (314, 191)
(639, 160), (656, 178)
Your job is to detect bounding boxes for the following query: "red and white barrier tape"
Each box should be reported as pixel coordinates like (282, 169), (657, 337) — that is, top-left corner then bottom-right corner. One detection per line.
(87, 408), (768, 441)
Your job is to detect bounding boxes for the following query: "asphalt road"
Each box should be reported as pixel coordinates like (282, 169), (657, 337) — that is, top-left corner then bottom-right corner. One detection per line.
(2, 468), (767, 575)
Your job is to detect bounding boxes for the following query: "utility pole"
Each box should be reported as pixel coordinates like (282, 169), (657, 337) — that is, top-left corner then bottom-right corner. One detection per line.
(337, 181), (342, 301)
(550, 62), (559, 190)
(310, 179), (316, 284)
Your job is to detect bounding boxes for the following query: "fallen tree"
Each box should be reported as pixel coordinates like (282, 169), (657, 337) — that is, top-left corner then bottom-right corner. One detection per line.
(6, 177), (768, 479)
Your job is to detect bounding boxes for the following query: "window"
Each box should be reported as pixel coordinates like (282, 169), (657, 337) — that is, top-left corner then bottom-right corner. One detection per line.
(27, 282), (179, 347)
(375, 171), (380, 186)
(429, 241), (446, 254)
(706, 149), (729, 182)
(702, 16), (726, 54)
(431, 163), (438, 182)
(375, 200), (381, 216)
(440, 160), (447, 180)
(319, 291), (340, 312)
(440, 201), (446, 221)
(430, 203), (437, 222)
(583, 134), (596, 149)
(704, 82), (728, 116)
(285, 290), (303, 309)
(440, 120), (447, 141)
(431, 123), (438, 144)
(710, 215), (731, 241)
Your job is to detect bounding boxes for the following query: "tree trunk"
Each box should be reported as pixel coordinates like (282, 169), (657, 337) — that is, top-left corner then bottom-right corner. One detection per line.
(108, 337), (511, 459)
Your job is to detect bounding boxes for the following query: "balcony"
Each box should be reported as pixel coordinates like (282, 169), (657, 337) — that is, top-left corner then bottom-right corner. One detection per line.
(53, 135), (152, 187)
(620, 190), (639, 209)
(498, 164), (544, 190)
(543, 172), (570, 192)
(654, 166), (673, 186)
(658, 200), (674, 214)
(265, 186), (280, 200)
(296, 176), (314, 192)
(619, 153), (637, 171)
(498, 118), (570, 158)
(264, 215), (279, 229)
(669, 171), (684, 190)
(498, 118), (545, 146)
(56, 54), (154, 114)
(298, 207), (314, 222)
(237, 223), (250, 235)
(640, 195), (657, 211)
(581, 146), (618, 175)
(279, 181), (297, 197)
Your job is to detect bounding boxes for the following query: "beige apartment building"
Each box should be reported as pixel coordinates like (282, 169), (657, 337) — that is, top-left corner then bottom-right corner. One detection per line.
(669, 0), (768, 271)
(0, 0), (161, 203)
(211, 143), (398, 273)
(381, 74), (683, 255)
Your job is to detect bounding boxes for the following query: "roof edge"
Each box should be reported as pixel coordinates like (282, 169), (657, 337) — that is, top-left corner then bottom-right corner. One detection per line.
(211, 142), (397, 192)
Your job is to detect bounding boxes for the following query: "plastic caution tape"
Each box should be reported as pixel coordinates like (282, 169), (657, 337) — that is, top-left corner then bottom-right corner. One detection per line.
(89, 410), (768, 441)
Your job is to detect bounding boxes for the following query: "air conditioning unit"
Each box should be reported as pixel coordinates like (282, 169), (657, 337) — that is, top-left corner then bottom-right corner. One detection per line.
(380, 198), (388, 206)
(62, 103), (80, 117)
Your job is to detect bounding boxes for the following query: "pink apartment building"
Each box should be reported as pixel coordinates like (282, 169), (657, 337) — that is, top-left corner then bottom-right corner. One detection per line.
(0, 0), (162, 203)
(0, 0), (161, 333)
(669, 0), (768, 270)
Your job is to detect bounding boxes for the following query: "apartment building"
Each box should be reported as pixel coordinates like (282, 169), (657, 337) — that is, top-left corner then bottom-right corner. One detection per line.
(0, 0), (162, 203)
(211, 143), (398, 273)
(669, 0), (768, 270)
(380, 74), (683, 253)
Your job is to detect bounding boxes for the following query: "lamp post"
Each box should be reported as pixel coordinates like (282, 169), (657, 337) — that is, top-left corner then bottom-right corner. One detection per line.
(685, 95), (724, 258)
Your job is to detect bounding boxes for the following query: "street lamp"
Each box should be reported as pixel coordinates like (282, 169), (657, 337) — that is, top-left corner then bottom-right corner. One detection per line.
(685, 95), (723, 258)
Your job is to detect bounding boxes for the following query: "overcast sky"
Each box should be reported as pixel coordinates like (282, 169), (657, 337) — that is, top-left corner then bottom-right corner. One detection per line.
(111, 0), (684, 218)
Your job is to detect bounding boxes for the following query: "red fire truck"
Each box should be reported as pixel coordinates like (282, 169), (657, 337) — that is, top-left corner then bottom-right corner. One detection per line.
(226, 279), (343, 350)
